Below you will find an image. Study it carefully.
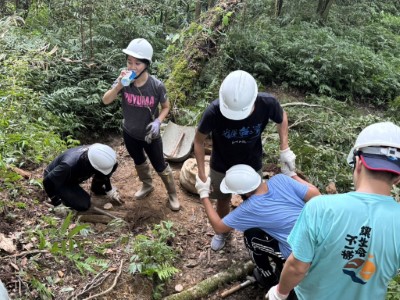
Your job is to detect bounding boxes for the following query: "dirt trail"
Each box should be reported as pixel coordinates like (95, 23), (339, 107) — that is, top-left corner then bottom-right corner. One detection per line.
(0, 134), (267, 300)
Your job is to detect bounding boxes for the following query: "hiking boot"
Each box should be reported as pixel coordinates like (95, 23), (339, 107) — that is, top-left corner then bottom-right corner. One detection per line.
(135, 160), (154, 200)
(158, 164), (181, 211)
(211, 233), (229, 251)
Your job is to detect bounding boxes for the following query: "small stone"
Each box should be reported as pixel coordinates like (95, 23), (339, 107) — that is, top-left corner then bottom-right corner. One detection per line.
(175, 284), (183, 292)
(103, 203), (113, 210)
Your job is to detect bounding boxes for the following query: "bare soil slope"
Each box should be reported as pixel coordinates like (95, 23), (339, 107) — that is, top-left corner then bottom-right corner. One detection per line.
(0, 134), (269, 300)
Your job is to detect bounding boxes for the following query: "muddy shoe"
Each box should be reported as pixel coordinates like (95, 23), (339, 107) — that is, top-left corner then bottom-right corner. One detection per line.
(211, 233), (229, 251)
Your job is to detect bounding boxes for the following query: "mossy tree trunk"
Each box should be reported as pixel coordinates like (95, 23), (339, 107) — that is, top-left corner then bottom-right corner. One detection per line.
(316, 0), (335, 21)
(162, 0), (244, 121)
(163, 260), (254, 300)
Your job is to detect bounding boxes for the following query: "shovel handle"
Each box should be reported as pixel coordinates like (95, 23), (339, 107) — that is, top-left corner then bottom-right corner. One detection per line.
(220, 280), (252, 298)
(169, 132), (185, 157)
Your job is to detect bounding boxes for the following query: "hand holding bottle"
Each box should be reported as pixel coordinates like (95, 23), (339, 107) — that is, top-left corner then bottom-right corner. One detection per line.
(120, 70), (137, 86)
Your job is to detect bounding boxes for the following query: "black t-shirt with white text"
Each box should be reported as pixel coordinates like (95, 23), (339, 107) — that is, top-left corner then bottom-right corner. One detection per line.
(197, 92), (283, 173)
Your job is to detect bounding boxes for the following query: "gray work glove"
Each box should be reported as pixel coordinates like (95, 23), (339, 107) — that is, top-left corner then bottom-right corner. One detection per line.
(106, 187), (124, 204)
(145, 119), (161, 144)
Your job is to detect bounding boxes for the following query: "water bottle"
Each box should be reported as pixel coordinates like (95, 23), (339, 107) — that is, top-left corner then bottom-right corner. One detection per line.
(121, 70), (136, 86)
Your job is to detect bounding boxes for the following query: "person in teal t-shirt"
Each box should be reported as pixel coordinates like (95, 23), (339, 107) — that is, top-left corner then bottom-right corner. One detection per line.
(267, 122), (400, 300)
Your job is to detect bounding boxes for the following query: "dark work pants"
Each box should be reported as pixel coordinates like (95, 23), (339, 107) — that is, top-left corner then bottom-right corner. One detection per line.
(244, 228), (285, 281)
(56, 184), (91, 211)
(123, 131), (166, 172)
(43, 171), (110, 212)
(244, 228), (297, 299)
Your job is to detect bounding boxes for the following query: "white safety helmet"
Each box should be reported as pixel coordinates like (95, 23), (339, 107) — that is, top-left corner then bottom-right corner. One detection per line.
(346, 122), (400, 175)
(220, 164), (262, 194)
(88, 143), (117, 175)
(122, 38), (153, 63)
(219, 70), (258, 120)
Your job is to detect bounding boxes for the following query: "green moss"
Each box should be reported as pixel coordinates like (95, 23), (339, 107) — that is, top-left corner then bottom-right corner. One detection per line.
(165, 56), (198, 108)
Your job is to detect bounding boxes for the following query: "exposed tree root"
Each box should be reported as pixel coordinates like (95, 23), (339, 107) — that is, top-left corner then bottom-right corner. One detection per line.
(163, 260), (254, 300)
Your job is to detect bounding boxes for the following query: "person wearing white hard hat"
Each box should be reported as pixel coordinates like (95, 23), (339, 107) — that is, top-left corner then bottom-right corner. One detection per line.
(195, 164), (320, 293)
(194, 70), (296, 251)
(43, 143), (121, 211)
(102, 38), (180, 211)
(266, 121), (400, 300)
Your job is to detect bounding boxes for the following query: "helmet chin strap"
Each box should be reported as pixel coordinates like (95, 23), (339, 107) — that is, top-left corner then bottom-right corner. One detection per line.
(133, 65), (149, 81)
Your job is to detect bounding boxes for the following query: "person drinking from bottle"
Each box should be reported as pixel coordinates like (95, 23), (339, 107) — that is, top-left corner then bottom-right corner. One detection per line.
(102, 38), (180, 211)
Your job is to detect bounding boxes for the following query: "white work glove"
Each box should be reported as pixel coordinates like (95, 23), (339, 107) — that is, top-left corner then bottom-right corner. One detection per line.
(195, 175), (211, 199)
(265, 285), (289, 300)
(280, 148), (296, 171)
(106, 187), (124, 204)
(281, 164), (297, 177)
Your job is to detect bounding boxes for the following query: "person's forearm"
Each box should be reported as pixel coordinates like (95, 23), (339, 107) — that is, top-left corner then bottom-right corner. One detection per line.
(202, 197), (226, 234)
(277, 111), (289, 150)
(157, 104), (169, 122)
(194, 134), (207, 181)
(292, 175), (312, 187)
(278, 255), (309, 295)
(103, 83), (123, 105)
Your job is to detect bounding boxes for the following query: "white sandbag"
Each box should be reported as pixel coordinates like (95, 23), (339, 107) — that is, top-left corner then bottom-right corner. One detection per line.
(179, 157), (210, 195)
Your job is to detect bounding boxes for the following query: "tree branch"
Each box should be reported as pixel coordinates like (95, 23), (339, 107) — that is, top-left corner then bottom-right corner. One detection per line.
(83, 259), (124, 300)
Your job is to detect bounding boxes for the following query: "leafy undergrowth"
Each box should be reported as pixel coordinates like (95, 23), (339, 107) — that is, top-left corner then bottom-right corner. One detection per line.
(0, 140), (265, 300)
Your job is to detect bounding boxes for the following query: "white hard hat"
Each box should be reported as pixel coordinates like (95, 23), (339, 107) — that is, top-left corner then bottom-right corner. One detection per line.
(347, 122), (400, 175)
(219, 70), (258, 120)
(88, 143), (117, 175)
(122, 38), (153, 62)
(220, 164), (262, 194)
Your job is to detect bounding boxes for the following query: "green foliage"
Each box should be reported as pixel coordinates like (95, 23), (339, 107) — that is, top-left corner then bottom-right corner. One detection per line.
(0, 16), (76, 172)
(387, 275), (400, 300)
(222, 12), (234, 27)
(30, 277), (53, 300)
(2, 1), (400, 296)
(129, 221), (179, 299)
(30, 212), (109, 275)
(261, 95), (395, 192)
(163, 55), (198, 121)
(36, 212), (88, 256)
(221, 18), (400, 104)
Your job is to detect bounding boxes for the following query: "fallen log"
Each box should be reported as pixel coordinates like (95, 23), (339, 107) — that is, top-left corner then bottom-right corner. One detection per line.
(163, 260), (254, 300)
(77, 209), (127, 224)
(7, 165), (31, 179)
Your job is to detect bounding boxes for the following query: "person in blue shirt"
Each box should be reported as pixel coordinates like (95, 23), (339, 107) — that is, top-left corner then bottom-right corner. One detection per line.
(195, 164), (320, 291)
(267, 122), (400, 300)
